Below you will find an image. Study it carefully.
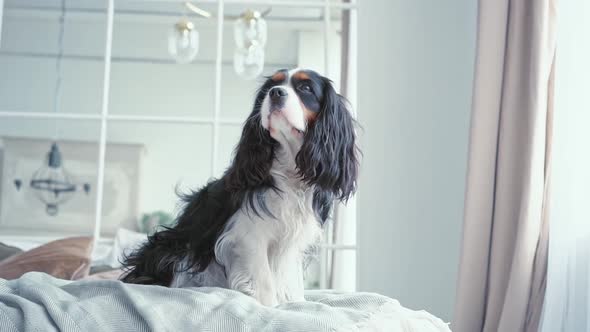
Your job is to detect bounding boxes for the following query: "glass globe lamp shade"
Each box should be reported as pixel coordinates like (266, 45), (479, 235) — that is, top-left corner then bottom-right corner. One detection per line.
(168, 19), (199, 64)
(234, 10), (267, 50)
(30, 143), (76, 216)
(234, 45), (265, 80)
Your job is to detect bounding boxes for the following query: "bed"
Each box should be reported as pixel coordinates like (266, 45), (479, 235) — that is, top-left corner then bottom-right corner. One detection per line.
(0, 272), (450, 332)
(0, 233), (452, 331)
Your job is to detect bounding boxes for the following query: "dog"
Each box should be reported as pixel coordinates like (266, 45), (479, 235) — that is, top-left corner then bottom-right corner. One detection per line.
(121, 68), (359, 306)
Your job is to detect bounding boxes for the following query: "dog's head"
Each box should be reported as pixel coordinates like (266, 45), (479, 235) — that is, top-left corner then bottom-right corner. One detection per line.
(226, 69), (359, 202)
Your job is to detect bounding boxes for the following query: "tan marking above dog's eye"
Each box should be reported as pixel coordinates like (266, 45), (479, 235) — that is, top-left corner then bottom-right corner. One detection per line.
(293, 71), (311, 81)
(271, 71), (286, 81)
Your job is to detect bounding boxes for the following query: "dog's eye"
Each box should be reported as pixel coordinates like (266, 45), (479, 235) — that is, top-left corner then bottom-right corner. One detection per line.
(298, 83), (312, 93)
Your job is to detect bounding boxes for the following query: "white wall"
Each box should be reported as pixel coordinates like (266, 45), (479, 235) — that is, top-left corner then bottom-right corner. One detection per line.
(357, 0), (477, 321)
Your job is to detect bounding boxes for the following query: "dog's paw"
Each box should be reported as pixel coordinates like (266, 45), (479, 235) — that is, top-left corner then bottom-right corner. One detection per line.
(233, 278), (278, 306)
(235, 279), (256, 297)
(256, 290), (279, 307)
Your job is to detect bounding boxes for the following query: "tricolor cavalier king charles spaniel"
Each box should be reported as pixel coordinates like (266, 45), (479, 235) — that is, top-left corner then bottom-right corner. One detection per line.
(121, 68), (359, 306)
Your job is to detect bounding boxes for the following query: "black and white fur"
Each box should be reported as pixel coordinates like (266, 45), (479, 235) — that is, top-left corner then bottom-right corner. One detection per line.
(121, 68), (359, 306)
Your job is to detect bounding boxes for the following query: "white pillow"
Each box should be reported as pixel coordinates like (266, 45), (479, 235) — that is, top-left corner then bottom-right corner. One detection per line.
(104, 228), (147, 268)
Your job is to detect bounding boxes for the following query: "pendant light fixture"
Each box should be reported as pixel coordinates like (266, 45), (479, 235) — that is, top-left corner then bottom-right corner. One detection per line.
(233, 8), (271, 80)
(168, 18), (200, 64)
(168, 2), (211, 64)
(13, 0), (90, 216)
(29, 143), (78, 216)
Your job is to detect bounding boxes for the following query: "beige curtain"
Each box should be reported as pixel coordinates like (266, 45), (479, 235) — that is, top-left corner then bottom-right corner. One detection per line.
(452, 0), (556, 331)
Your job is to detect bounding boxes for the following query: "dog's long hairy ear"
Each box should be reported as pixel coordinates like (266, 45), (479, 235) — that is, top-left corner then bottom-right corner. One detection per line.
(225, 86), (276, 191)
(296, 80), (359, 201)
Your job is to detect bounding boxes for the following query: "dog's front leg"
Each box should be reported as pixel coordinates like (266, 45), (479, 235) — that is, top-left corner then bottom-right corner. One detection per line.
(274, 248), (305, 304)
(217, 235), (278, 306)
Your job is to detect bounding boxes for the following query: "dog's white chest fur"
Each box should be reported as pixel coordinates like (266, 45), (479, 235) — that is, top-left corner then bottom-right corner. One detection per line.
(171, 162), (321, 306)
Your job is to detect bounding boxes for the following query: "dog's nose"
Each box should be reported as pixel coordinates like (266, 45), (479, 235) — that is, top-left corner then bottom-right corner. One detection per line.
(269, 87), (288, 102)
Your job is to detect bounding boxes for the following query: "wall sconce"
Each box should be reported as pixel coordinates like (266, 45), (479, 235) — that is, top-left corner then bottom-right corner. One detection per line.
(168, 2), (211, 64)
(234, 8), (271, 80)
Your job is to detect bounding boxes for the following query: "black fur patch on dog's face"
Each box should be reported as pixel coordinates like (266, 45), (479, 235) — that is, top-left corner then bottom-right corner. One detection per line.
(290, 70), (324, 120)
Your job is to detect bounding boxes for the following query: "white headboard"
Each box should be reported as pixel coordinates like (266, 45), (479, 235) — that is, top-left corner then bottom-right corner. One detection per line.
(0, 137), (143, 237)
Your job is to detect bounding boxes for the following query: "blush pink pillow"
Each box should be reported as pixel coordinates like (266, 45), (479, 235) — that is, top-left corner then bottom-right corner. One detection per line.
(0, 236), (93, 280)
(83, 269), (123, 281)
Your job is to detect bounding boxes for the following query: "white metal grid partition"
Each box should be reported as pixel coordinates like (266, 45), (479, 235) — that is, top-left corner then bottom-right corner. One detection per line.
(0, 0), (358, 289)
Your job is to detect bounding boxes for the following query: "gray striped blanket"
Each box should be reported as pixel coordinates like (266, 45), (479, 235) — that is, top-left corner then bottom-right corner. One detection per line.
(0, 272), (450, 332)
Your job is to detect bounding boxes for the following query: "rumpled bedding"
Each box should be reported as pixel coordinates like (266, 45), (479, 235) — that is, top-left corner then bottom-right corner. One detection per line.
(0, 272), (451, 332)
